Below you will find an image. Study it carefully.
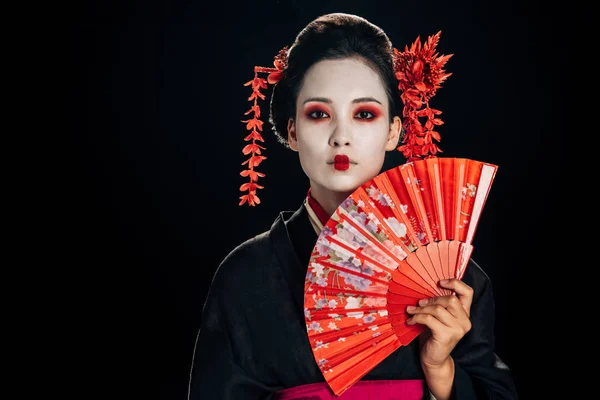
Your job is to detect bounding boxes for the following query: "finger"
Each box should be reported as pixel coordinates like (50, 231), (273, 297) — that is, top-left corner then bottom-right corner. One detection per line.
(438, 279), (474, 316)
(406, 304), (456, 328)
(406, 310), (447, 333)
(417, 295), (468, 322)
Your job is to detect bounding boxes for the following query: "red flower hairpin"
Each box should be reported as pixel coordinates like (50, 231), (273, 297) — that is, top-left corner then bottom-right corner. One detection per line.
(393, 31), (452, 161)
(239, 47), (289, 206)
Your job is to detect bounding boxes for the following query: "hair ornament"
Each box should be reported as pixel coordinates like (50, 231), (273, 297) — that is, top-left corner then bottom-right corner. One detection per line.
(393, 31), (452, 161)
(239, 46), (289, 206)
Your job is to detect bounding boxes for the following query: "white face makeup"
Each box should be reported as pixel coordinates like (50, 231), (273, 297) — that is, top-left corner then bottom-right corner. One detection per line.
(287, 57), (401, 202)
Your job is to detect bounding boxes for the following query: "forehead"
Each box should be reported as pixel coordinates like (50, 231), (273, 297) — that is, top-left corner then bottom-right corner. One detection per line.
(298, 58), (387, 101)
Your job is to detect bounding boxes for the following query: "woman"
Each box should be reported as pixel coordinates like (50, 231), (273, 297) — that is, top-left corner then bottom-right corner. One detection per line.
(188, 13), (517, 399)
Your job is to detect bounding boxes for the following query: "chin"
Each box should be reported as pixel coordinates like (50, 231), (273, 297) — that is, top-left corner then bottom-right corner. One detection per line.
(322, 176), (367, 195)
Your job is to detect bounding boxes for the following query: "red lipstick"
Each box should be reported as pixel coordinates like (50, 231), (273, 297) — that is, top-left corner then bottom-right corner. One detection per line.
(334, 154), (350, 171)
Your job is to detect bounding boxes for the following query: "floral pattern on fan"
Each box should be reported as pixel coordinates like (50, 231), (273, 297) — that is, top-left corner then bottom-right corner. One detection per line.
(303, 157), (498, 397)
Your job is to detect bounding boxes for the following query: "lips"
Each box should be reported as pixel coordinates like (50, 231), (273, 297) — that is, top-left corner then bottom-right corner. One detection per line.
(333, 154), (350, 171)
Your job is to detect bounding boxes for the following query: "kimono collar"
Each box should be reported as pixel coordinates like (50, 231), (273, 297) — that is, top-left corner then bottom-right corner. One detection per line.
(304, 188), (330, 235)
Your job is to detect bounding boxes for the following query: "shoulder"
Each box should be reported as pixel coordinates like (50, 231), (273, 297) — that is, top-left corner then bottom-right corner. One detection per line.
(224, 229), (272, 265)
(198, 211), (294, 323)
(198, 229), (273, 321)
(210, 229), (272, 291)
(206, 210), (293, 296)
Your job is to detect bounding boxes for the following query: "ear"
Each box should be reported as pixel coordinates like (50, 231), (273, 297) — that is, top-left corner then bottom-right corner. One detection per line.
(287, 118), (299, 152)
(384, 116), (402, 151)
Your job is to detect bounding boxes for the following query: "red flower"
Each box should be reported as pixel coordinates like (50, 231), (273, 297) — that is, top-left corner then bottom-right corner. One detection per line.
(267, 71), (284, 84)
(248, 90), (266, 101)
(244, 76), (267, 92)
(393, 31), (452, 161)
(240, 169), (265, 182)
(244, 104), (261, 118)
(242, 155), (267, 169)
(244, 130), (265, 142)
(242, 142), (266, 155)
(268, 46), (289, 84)
(239, 192), (261, 206)
(239, 182), (264, 192)
(242, 118), (264, 132)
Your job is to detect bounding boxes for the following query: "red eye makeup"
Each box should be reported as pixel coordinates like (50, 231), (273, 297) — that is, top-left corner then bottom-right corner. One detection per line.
(304, 105), (331, 120)
(302, 101), (383, 121)
(353, 105), (382, 121)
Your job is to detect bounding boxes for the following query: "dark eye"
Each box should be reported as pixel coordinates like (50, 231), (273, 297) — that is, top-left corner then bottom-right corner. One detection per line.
(309, 110), (329, 119)
(355, 110), (375, 119)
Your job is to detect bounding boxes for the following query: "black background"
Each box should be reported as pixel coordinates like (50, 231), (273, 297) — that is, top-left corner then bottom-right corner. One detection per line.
(64, 1), (567, 398)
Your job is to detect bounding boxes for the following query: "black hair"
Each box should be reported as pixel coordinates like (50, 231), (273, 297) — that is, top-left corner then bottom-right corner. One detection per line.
(269, 13), (403, 147)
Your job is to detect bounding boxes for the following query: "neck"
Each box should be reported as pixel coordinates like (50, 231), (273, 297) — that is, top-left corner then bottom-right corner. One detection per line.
(309, 182), (353, 219)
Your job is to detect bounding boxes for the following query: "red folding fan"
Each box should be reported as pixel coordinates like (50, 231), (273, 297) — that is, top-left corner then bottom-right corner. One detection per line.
(303, 156), (498, 396)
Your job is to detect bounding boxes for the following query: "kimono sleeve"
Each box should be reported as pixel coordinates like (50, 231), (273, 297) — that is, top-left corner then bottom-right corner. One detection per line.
(187, 266), (273, 400)
(450, 260), (519, 399)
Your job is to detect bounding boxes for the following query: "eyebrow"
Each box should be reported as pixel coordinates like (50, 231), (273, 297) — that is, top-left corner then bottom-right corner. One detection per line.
(352, 97), (382, 105)
(302, 97), (383, 105)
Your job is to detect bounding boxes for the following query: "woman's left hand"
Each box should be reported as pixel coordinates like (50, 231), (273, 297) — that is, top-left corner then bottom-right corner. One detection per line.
(406, 278), (474, 368)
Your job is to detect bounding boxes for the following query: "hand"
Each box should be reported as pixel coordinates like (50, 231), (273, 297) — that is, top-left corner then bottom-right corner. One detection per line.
(405, 278), (474, 368)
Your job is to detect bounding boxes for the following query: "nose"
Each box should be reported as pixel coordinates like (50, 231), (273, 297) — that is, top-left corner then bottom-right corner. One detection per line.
(328, 123), (352, 147)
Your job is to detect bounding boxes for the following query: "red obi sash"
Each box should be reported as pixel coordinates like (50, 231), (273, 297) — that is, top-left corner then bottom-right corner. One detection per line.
(274, 379), (424, 400)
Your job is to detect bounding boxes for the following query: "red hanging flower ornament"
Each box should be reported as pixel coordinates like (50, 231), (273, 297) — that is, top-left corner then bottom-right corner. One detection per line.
(393, 31), (452, 162)
(239, 46), (289, 206)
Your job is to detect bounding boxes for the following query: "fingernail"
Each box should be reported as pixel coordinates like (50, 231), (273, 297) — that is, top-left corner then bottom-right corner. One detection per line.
(406, 318), (414, 325)
(440, 279), (449, 284)
(406, 306), (416, 312)
(418, 299), (428, 306)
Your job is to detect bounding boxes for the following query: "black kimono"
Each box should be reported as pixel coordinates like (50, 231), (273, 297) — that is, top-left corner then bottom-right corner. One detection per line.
(188, 203), (518, 399)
